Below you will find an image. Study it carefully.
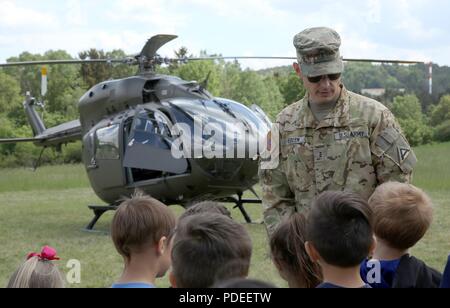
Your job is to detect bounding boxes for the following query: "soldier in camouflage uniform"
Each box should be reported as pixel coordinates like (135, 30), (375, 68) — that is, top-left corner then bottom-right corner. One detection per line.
(259, 27), (417, 235)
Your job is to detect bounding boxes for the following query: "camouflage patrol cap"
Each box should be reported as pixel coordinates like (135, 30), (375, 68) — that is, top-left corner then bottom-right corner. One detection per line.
(293, 27), (344, 77)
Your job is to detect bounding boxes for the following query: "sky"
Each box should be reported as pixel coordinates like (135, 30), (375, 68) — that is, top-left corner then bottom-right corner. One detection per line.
(0, 0), (449, 69)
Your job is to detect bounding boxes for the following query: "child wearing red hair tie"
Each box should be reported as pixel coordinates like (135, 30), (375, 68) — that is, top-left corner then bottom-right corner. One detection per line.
(7, 246), (65, 288)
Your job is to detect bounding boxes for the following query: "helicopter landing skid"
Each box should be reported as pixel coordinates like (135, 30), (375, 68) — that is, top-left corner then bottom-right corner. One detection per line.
(84, 205), (118, 232)
(218, 192), (262, 223)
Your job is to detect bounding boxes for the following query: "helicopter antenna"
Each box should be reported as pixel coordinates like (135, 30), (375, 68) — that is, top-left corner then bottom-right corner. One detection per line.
(200, 71), (212, 90)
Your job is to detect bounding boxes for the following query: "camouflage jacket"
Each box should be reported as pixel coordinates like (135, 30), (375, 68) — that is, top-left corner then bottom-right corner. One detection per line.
(259, 86), (417, 235)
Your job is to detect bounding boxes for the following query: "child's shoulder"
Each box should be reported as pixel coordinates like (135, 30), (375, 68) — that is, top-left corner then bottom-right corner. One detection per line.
(112, 282), (155, 288)
(394, 255), (442, 288)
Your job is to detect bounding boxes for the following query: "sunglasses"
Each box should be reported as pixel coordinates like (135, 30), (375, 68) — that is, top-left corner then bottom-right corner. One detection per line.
(307, 73), (341, 83)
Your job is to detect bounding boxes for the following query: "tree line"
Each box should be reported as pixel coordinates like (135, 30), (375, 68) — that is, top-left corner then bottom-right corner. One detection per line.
(0, 48), (449, 167)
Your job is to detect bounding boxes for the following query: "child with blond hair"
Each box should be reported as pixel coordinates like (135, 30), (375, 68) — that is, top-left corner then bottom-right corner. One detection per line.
(7, 246), (64, 288)
(361, 182), (442, 288)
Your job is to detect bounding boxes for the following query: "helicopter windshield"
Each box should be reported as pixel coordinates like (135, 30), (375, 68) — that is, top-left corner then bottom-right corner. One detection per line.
(95, 124), (120, 160)
(123, 108), (188, 175)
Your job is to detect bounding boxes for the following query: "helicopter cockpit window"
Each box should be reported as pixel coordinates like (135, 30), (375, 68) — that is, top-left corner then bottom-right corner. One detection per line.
(95, 124), (120, 159)
(133, 109), (172, 138)
(124, 108), (188, 181)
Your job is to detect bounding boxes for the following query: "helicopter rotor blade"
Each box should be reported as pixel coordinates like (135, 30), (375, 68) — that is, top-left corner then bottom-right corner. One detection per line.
(343, 58), (424, 64)
(0, 55), (425, 68)
(0, 58), (130, 67)
(140, 34), (178, 59)
(180, 56), (425, 65)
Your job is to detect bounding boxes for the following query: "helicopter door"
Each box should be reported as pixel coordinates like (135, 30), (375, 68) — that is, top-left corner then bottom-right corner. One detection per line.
(123, 108), (188, 183)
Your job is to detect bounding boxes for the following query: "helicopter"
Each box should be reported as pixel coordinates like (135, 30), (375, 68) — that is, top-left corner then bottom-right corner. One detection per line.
(0, 35), (427, 230)
(0, 35), (276, 229)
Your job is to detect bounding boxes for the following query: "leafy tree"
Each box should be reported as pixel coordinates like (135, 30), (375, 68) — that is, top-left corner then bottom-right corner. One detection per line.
(391, 94), (432, 145)
(277, 71), (306, 108)
(42, 50), (83, 115)
(430, 95), (450, 126)
(218, 60), (242, 99)
(3, 52), (43, 98)
(0, 115), (17, 155)
(168, 46), (190, 71)
(260, 75), (285, 120)
(434, 120), (450, 142)
(172, 59), (222, 96)
(79, 49), (111, 88)
(106, 49), (136, 79)
(0, 71), (22, 115)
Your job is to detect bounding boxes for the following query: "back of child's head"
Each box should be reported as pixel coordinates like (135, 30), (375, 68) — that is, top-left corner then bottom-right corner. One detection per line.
(270, 212), (322, 288)
(171, 213), (252, 288)
(111, 191), (176, 259)
(179, 201), (232, 221)
(214, 278), (276, 288)
(306, 191), (373, 268)
(7, 246), (64, 288)
(368, 181), (433, 250)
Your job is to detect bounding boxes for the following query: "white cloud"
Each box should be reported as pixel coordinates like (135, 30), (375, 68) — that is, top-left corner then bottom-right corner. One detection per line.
(366, 0), (382, 23)
(0, 0), (58, 28)
(65, 0), (88, 27)
(341, 32), (380, 60)
(392, 0), (444, 42)
(184, 0), (291, 20)
(238, 49), (295, 70)
(0, 0), (449, 67)
(105, 0), (188, 34)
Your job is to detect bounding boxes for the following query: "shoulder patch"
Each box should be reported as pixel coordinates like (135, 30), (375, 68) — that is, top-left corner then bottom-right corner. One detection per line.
(398, 147), (411, 163)
(375, 127), (417, 172)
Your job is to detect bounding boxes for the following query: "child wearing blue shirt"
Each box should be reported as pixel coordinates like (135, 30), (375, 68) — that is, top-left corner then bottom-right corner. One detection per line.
(305, 191), (375, 288)
(111, 191), (176, 288)
(361, 182), (441, 288)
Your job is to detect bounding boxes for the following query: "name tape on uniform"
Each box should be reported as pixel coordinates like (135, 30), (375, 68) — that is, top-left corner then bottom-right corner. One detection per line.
(334, 130), (369, 141)
(286, 136), (306, 145)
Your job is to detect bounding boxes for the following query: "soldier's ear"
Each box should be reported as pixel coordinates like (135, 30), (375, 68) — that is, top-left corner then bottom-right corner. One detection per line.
(293, 62), (302, 77)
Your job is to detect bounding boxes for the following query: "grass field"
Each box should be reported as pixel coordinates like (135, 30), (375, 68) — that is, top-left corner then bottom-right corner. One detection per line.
(1, 143), (449, 288)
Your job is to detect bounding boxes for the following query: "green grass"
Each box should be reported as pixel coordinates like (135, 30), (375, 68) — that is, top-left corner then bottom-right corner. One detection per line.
(0, 164), (283, 288)
(1, 142), (450, 287)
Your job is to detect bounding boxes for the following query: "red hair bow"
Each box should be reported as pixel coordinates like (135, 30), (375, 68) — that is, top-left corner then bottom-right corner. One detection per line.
(27, 246), (60, 261)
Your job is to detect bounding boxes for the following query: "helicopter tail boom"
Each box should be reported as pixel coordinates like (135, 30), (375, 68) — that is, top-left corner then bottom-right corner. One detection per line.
(0, 92), (82, 147)
(23, 92), (46, 136)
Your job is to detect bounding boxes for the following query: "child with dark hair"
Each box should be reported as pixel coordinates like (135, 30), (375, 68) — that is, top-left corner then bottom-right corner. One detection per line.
(305, 191), (375, 288)
(7, 246), (64, 288)
(361, 182), (442, 288)
(111, 192), (176, 288)
(214, 278), (276, 288)
(270, 212), (322, 288)
(179, 201), (232, 221)
(170, 213), (252, 288)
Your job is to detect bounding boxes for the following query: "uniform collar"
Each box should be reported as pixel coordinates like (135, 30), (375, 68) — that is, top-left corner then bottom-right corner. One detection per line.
(296, 85), (350, 129)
